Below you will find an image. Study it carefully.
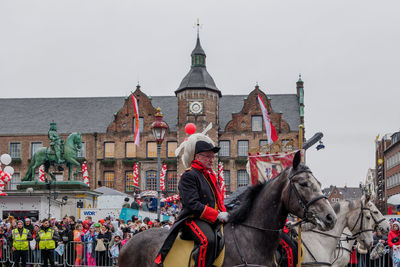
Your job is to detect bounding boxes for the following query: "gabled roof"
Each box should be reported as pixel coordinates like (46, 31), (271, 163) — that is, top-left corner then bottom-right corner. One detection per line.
(322, 185), (363, 200)
(219, 94), (301, 132)
(0, 93), (300, 135)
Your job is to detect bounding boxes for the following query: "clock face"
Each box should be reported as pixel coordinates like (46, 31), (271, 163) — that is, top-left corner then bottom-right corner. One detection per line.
(189, 101), (203, 114)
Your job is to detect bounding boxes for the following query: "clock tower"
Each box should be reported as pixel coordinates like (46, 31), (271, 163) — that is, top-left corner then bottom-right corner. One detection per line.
(175, 33), (221, 173)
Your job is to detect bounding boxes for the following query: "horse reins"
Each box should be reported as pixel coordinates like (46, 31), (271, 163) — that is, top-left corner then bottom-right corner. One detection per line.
(302, 200), (375, 266)
(231, 168), (328, 267)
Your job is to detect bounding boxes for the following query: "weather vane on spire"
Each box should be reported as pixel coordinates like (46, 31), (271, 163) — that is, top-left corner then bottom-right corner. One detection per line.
(194, 18), (202, 36)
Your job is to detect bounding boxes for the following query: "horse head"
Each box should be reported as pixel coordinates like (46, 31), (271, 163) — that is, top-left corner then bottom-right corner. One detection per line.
(282, 151), (337, 231)
(345, 198), (375, 250)
(363, 196), (390, 234)
(68, 132), (82, 150)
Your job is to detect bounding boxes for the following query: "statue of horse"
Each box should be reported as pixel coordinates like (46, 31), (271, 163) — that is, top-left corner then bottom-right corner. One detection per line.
(23, 132), (82, 182)
(301, 198), (390, 266)
(119, 152), (337, 267)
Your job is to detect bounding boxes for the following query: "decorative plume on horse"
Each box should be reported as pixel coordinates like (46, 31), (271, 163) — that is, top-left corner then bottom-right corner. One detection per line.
(23, 122), (83, 182)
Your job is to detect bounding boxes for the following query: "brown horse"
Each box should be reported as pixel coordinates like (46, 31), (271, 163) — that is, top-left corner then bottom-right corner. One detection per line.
(119, 151), (337, 267)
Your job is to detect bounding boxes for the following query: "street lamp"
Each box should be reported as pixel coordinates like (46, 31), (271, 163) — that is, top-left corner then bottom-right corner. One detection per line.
(151, 107), (168, 221)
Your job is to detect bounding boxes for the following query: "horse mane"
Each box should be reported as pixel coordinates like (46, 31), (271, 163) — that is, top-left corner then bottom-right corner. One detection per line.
(227, 164), (314, 224)
(228, 168), (290, 224)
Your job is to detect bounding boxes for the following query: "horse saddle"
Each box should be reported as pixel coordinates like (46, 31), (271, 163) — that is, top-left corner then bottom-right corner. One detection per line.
(163, 225), (225, 267)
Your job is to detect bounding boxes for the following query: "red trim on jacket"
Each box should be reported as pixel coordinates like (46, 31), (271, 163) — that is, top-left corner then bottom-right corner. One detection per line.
(200, 206), (219, 223)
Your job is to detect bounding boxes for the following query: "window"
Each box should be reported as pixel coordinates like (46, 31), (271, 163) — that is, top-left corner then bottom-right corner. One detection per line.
(237, 170), (249, 187)
(125, 171), (135, 192)
(237, 141), (249, 157)
(147, 142), (157, 158)
(104, 171), (115, 188)
(167, 142), (178, 158)
(259, 140), (270, 152)
(9, 173), (21, 190)
(31, 142), (42, 158)
(336, 198), (340, 202)
(219, 141), (230, 157)
(10, 143), (21, 158)
(224, 170), (231, 193)
(146, 170), (157, 190)
(77, 142), (86, 158)
(126, 142), (137, 158)
(252, 116), (263, 132)
(332, 198), (335, 203)
(133, 117), (144, 133)
(167, 170), (178, 192)
(104, 142), (115, 158)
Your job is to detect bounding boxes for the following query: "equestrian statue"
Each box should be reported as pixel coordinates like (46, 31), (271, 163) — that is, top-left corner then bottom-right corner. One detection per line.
(23, 122), (83, 182)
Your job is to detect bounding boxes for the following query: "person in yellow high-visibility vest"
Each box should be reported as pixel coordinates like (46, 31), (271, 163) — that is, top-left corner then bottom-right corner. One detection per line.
(35, 219), (60, 267)
(9, 220), (33, 267)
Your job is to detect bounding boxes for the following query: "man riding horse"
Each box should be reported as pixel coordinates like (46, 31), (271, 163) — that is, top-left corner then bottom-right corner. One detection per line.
(155, 138), (229, 267)
(48, 122), (64, 164)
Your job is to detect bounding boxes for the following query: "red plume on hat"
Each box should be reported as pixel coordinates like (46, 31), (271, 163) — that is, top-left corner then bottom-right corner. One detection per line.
(175, 123), (215, 168)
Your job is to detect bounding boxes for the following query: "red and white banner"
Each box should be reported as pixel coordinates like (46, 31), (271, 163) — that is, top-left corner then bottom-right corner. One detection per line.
(132, 94), (140, 147)
(39, 165), (46, 182)
(160, 163), (167, 191)
(132, 163), (139, 187)
(248, 151), (299, 185)
(257, 94), (278, 145)
(81, 162), (90, 186)
(218, 162), (226, 199)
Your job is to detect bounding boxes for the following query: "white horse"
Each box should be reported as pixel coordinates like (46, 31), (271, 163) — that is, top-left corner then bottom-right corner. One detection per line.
(330, 201), (390, 267)
(301, 197), (386, 266)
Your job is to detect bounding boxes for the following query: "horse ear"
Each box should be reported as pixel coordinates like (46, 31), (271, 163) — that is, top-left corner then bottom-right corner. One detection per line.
(364, 193), (371, 204)
(293, 150), (301, 170)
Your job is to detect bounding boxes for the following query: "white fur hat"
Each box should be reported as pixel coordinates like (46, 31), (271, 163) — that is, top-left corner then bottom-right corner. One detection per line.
(175, 123), (215, 168)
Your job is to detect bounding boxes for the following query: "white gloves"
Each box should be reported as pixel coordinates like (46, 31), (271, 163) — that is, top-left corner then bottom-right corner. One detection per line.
(217, 212), (229, 222)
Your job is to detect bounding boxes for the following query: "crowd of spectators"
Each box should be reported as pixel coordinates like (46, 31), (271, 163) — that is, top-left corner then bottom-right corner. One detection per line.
(0, 214), (176, 267)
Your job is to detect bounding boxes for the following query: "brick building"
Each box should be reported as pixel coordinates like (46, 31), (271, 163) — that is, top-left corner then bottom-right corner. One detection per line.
(383, 132), (400, 208)
(0, 34), (304, 196)
(322, 186), (363, 204)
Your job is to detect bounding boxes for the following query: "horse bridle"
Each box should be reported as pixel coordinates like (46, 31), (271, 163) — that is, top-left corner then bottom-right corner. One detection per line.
(231, 168), (328, 267)
(302, 200), (375, 266)
(349, 201), (374, 237)
(288, 169), (328, 222)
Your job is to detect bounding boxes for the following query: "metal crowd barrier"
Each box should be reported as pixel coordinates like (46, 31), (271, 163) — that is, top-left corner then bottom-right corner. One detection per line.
(0, 238), (8, 264)
(0, 239), (117, 267)
(347, 245), (392, 267)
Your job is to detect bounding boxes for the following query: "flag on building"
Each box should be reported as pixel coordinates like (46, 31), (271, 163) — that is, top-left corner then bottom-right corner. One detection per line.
(132, 163), (139, 187)
(257, 94), (278, 145)
(248, 151), (299, 185)
(132, 94), (140, 146)
(39, 164), (46, 182)
(81, 162), (90, 186)
(160, 163), (167, 191)
(218, 162), (226, 199)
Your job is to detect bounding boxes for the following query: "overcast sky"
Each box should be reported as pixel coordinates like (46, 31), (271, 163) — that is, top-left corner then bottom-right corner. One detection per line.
(1, 0), (399, 187)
